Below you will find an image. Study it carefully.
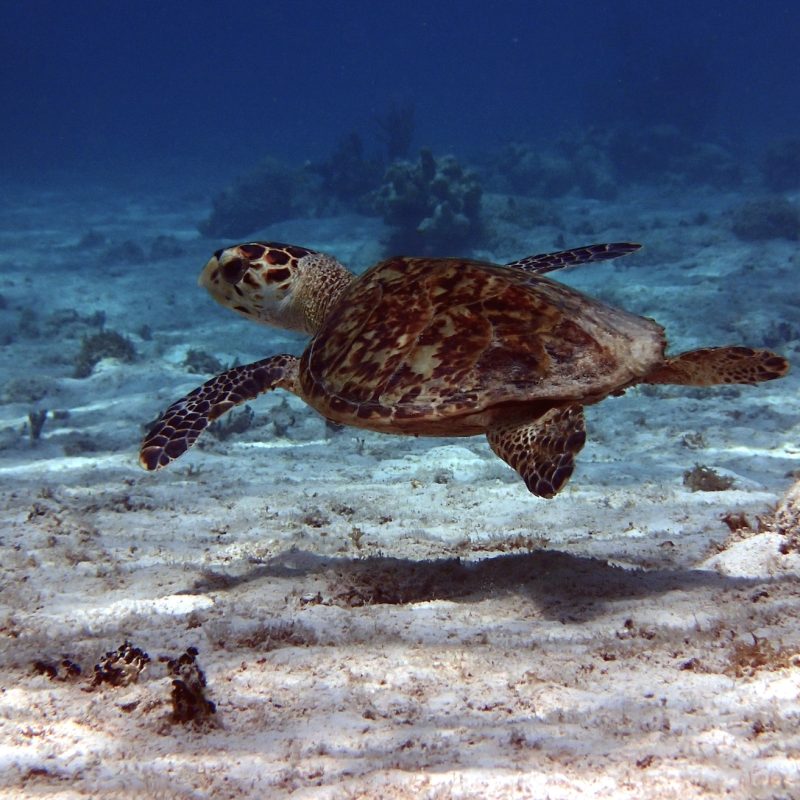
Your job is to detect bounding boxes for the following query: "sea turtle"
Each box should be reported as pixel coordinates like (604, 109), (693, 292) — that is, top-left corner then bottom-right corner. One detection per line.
(139, 242), (788, 497)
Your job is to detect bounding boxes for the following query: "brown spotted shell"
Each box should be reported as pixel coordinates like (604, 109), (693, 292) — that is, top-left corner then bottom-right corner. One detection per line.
(298, 257), (667, 435)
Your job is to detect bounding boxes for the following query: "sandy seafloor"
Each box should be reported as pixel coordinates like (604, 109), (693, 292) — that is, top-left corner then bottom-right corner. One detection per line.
(0, 179), (799, 799)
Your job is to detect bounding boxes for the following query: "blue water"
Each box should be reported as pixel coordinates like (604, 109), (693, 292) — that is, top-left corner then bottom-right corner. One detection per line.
(0, 0), (798, 489)
(2, 10), (800, 791)
(3, 0), (799, 184)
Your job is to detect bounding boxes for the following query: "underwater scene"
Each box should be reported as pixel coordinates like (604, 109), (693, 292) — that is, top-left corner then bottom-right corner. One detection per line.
(1, 1), (800, 797)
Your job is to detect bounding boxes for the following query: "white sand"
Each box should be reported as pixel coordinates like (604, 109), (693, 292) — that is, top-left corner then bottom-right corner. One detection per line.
(0, 183), (799, 798)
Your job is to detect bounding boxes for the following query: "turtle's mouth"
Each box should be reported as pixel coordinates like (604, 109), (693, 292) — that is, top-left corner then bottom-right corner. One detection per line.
(198, 255), (221, 289)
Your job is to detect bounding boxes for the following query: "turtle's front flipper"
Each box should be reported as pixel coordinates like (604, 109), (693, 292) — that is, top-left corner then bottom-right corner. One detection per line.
(644, 346), (789, 386)
(487, 405), (586, 498)
(506, 243), (641, 275)
(140, 354), (300, 470)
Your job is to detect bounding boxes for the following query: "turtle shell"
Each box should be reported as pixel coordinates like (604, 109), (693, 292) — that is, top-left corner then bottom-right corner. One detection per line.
(299, 257), (666, 434)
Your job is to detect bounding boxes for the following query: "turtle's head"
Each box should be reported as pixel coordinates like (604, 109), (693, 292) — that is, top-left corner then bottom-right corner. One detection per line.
(199, 242), (355, 335)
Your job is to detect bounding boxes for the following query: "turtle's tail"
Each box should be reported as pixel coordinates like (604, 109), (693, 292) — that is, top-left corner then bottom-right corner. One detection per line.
(643, 346), (789, 386)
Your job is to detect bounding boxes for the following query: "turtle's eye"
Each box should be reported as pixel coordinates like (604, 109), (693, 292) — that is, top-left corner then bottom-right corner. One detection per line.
(220, 257), (249, 285)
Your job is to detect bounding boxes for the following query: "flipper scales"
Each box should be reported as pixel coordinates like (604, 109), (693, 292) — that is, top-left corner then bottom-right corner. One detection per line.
(140, 355), (299, 470)
(487, 405), (587, 498)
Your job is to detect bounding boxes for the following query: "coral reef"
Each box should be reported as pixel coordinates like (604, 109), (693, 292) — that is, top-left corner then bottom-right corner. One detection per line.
(310, 103), (415, 210)
(730, 196), (800, 241)
(9, 307), (106, 346)
(761, 138), (800, 191)
(271, 397), (297, 437)
(371, 149), (483, 254)
(375, 101), (415, 161)
(492, 144), (574, 197)
(488, 126), (742, 198)
(493, 141), (616, 199)
(30, 642), (215, 724)
(488, 195), (562, 229)
(62, 436), (100, 457)
(309, 132), (382, 208)
(199, 158), (316, 238)
(604, 125), (742, 189)
(74, 330), (136, 378)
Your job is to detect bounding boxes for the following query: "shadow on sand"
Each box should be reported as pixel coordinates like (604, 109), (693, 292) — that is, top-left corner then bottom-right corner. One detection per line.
(184, 547), (787, 623)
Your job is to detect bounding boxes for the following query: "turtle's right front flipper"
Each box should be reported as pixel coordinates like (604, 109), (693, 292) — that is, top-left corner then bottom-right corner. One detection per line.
(139, 354), (299, 470)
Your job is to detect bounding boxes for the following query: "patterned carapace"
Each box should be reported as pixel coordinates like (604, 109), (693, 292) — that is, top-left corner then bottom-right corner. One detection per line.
(299, 256), (666, 435)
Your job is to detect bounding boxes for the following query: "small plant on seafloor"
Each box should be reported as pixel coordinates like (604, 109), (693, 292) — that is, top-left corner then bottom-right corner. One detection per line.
(32, 657), (81, 682)
(682, 464), (735, 492)
(73, 330), (136, 378)
(761, 137), (800, 191)
(90, 641), (151, 688)
(27, 409), (47, 441)
(182, 348), (224, 375)
(724, 634), (799, 678)
(765, 475), (800, 553)
(730, 196), (800, 242)
(207, 405), (255, 441)
(167, 647), (216, 724)
(30, 641), (216, 726)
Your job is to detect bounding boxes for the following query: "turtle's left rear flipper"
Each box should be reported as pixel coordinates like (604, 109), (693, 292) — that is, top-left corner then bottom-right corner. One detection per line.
(139, 354), (299, 470)
(487, 405), (586, 498)
(505, 243), (641, 275)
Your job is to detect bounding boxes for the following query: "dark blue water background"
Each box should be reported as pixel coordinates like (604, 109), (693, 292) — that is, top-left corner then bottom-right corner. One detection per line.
(3, 0), (798, 187)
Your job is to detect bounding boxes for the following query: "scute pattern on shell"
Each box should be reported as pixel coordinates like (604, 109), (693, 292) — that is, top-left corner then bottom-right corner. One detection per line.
(300, 257), (666, 430)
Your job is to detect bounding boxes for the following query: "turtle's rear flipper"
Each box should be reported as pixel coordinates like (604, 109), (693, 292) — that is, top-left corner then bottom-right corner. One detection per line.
(487, 405), (586, 498)
(139, 354), (299, 471)
(505, 242), (641, 275)
(644, 346), (789, 387)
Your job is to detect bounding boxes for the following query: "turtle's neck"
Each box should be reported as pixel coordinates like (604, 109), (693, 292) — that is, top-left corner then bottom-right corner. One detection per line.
(295, 254), (357, 335)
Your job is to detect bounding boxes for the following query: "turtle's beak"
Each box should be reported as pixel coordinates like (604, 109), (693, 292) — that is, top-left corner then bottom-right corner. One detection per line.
(198, 252), (244, 310)
(198, 254), (220, 289)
